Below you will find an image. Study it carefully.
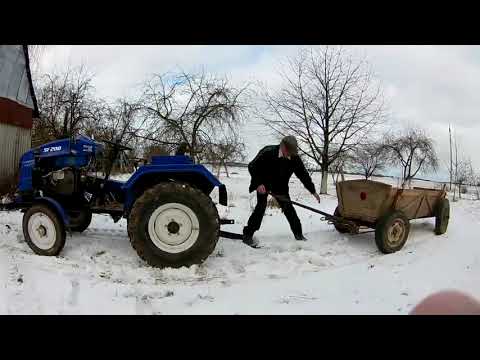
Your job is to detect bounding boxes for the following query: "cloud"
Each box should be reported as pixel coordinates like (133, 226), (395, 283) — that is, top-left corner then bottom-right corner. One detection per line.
(37, 45), (480, 176)
(355, 46), (480, 174)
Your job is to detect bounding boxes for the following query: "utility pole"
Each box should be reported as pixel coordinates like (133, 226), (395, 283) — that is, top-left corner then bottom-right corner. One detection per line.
(449, 124), (453, 191)
(454, 130), (458, 201)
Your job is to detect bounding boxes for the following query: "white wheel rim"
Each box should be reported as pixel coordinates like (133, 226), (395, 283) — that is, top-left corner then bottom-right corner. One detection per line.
(387, 219), (405, 246)
(148, 203), (200, 254)
(28, 212), (57, 250)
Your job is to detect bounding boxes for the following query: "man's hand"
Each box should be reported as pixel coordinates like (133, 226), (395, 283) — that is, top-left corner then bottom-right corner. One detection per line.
(313, 193), (321, 203)
(257, 184), (266, 194)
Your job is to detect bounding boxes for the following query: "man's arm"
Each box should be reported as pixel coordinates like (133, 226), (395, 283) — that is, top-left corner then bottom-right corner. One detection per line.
(248, 146), (270, 191)
(293, 157), (316, 194)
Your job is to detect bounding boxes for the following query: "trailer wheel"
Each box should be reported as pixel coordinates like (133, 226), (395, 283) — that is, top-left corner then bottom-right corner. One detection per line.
(68, 208), (92, 233)
(375, 210), (410, 254)
(128, 182), (219, 268)
(23, 204), (66, 256)
(333, 206), (350, 234)
(434, 198), (450, 235)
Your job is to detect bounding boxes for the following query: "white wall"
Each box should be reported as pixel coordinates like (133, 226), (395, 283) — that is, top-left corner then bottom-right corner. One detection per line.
(0, 123), (31, 182)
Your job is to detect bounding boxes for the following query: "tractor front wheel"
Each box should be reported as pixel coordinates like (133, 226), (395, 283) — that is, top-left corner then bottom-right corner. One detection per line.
(23, 204), (66, 256)
(127, 182), (219, 268)
(68, 208), (92, 233)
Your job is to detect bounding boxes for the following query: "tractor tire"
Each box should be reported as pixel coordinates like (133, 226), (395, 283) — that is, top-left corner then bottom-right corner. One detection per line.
(23, 204), (66, 256)
(434, 198), (450, 235)
(127, 182), (219, 268)
(375, 210), (410, 254)
(68, 208), (92, 233)
(333, 206), (349, 234)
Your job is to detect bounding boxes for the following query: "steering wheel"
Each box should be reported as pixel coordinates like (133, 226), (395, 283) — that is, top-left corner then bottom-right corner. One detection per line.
(100, 138), (133, 151)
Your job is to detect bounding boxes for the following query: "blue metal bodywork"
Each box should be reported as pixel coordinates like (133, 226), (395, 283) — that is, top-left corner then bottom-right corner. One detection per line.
(35, 197), (70, 225)
(122, 155), (224, 211)
(19, 136), (104, 193)
(14, 136), (227, 221)
(18, 151), (35, 192)
(35, 136), (104, 165)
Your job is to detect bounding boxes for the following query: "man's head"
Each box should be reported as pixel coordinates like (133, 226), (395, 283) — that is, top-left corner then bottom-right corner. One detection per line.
(280, 135), (298, 158)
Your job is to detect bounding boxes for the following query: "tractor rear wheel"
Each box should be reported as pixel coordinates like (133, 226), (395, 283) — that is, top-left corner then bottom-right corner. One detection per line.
(434, 198), (450, 235)
(375, 210), (410, 254)
(127, 182), (219, 268)
(23, 204), (66, 256)
(68, 208), (92, 233)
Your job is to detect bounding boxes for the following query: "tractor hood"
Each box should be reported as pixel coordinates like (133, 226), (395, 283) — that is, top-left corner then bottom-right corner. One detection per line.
(34, 136), (104, 158)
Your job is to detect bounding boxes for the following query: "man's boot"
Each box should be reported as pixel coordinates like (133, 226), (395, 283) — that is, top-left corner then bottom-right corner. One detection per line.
(243, 227), (260, 248)
(294, 234), (308, 241)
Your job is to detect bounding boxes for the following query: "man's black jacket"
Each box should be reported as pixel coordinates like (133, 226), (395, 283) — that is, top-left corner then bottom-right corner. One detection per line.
(247, 145), (316, 195)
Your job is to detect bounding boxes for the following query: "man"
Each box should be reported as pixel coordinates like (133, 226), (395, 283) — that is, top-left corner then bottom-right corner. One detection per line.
(243, 135), (321, 248)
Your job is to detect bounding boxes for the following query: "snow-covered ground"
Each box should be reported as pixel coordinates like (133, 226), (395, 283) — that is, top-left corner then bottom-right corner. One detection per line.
(1, 167), (479, 314)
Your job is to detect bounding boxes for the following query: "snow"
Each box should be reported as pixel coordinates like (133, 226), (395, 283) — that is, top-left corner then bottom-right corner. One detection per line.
(1, 168), (479, 314)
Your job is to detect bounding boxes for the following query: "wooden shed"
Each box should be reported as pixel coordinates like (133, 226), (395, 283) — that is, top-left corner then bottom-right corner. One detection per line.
(0, 45), (39, 189)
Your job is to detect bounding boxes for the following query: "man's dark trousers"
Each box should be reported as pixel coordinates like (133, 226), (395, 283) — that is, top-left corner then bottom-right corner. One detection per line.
(244, 192), (302, 237)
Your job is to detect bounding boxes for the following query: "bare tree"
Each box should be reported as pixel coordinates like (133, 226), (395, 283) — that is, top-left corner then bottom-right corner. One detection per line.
(383, 127), (438, 188)
(90, 99), (144, 145)
(449, 131), (475, 201)
(204, 135), (246, 177)
(454, 157), (474, 200)
(140, 70), (249, 163)
(144, 144), (170, 160)
(470, 163), (480, 200)
(352, 142), (388, 179)
(87, 98), (148, 173)
(33, 65), (96, 145)
(260, 46), (384, 194)
(330, 150), (352, 184)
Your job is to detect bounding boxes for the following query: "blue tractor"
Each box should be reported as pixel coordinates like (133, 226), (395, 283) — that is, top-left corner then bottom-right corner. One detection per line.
(4, 135), (231, 268)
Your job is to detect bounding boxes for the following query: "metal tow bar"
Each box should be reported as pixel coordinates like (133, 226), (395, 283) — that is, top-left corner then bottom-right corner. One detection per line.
(218, 192), (359, 241)
(270, 192), (359, 234)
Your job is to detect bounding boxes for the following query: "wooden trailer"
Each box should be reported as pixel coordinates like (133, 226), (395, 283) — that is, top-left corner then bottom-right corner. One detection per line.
(334, 179), (450, 254)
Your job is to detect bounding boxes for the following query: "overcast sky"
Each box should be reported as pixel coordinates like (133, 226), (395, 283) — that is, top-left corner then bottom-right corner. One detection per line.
(37, 45), (480, 181)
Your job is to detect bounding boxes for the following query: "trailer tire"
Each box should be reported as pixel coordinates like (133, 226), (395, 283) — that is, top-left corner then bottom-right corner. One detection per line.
(375, 210), (410, 254)
(68, 208), (92, 233)
(333, 206), (350, 234)
(23, 204), (66, 256)
(434, 198), (450, 235)
(128, 182), (219, 268)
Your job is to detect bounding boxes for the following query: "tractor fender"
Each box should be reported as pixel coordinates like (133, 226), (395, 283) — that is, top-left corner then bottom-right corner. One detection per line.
(125, 165), (222, 188)
(34, 197), (70, 226)
(122, 165), (226, 212)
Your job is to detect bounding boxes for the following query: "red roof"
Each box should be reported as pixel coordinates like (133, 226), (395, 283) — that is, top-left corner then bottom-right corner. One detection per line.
(0, 45), (38, 129)
(0, 97), (33, 129)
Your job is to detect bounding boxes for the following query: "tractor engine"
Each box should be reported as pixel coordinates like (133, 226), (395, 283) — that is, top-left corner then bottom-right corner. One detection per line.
(19, 136), (105, 203)
(33, 154), (99, 202)
(41, 168), (77, 196)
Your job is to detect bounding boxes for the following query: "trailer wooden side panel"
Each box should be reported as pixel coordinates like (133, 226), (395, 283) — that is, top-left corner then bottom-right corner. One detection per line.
(394, 188), (445, 219)
(336, 179), (446, 224)
(337, 180), (393, 223)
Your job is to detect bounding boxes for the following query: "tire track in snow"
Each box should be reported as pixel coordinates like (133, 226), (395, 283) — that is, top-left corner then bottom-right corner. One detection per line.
(5, 258), (37, 314)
